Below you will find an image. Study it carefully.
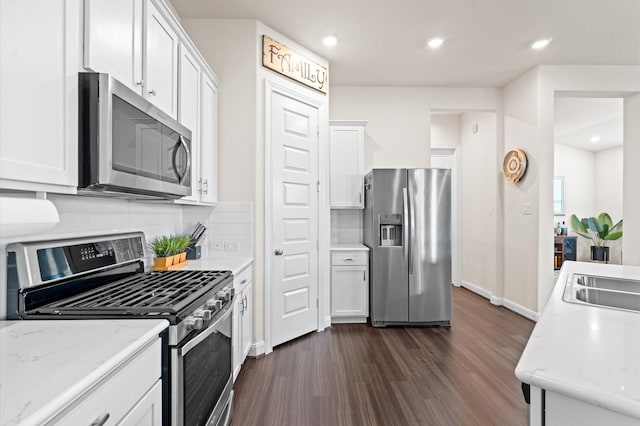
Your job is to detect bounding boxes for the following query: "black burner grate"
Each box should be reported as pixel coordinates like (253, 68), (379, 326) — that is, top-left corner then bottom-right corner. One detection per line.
(36, 270), (232, 317)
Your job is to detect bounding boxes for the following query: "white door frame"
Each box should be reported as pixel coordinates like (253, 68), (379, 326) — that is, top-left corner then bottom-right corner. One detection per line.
(431, 146), (461, 288)
(263, 79), (327, 354)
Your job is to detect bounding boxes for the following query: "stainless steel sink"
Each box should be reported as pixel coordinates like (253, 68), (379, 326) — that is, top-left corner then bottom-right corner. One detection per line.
(563, 274), (640, 313)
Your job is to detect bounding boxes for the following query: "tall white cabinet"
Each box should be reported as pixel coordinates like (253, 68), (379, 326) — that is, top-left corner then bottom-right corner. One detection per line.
(0, 0), (81, 194)
(329, 121), (367, 209)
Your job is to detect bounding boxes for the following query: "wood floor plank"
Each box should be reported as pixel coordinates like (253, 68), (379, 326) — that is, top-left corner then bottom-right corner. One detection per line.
(232, 286), (535, 425)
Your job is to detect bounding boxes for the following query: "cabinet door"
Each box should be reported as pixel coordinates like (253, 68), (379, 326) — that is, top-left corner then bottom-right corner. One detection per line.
(331, 266), (368, 317)
(241, 281), (253, 363)
(84, 0), (143, 94)
(232, 293), (242, 382)
(200, 75), (218, 205)
(178, 45), (201, 203)
(145, 0), (179, 118)
(0, 0), (79, 193)
(119, 381), (162, 426)
(329, 124), (365, 208)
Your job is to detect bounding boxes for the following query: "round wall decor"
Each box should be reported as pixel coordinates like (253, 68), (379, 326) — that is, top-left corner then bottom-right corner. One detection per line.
(503, 149), (528, 183)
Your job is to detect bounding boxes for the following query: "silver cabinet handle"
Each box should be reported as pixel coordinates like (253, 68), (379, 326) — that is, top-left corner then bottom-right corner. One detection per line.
(274, 249), (283, 256)
(197, 178), (203, 194)
(203, 179), (209, 194)
(343, 258), (354, 261)
(243, 295), (248, 311)
(240, 279), (247, 285)
(136, 80), (144, 88)
(90, 413), (110, 426)
(363, 271), (366, 281)
(148, 89), (157, 96)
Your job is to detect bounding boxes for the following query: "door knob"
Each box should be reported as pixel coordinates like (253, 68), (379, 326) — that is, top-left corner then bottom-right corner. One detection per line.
(274, 249), (283, 256)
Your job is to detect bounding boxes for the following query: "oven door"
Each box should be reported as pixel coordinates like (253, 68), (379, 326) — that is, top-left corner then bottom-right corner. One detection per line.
(171, 302), (233, 426)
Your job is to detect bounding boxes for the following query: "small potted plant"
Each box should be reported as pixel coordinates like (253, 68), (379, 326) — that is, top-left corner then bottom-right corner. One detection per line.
(570, 212), (623, 262)
(174, 234), (191, 263)
(150, 235), (174, 268)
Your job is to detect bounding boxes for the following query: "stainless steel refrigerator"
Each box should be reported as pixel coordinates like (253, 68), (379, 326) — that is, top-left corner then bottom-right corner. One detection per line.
(364, 168), (452, 327)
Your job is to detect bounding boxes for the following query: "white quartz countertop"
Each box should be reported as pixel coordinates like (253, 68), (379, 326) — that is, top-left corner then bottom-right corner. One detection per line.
(330, 243), (369, 251)
(183, 255), (253, 276)
(515, 261), (640, 419)
(0, 319), (168, 426)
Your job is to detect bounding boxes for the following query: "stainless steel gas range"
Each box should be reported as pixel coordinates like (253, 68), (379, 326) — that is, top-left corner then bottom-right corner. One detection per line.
(6, 232), (234, 426)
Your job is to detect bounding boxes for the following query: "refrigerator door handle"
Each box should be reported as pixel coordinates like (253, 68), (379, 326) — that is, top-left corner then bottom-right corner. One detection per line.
(403, 187), (410, 271)
(408, 185), (416, 275)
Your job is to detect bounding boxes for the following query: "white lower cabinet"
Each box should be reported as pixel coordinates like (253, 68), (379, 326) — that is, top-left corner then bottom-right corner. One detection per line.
(50, 339), (162, 425)
(233, 264), (253, 381)
(331, 250), (369, 323)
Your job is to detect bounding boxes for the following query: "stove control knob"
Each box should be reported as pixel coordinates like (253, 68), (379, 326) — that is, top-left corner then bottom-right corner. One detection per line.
(227, 287), (236, 298)
(193, 309), (212, 321)
(185, 317), (204, 331)
(205, 298), (222, 311)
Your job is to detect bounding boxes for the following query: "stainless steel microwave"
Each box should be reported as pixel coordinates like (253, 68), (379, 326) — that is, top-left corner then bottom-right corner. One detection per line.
(78, 73), (192, 199)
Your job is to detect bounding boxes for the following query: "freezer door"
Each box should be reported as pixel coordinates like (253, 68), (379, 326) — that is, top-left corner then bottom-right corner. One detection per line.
(370, 169), (409, 324)
(408, 169), (452, 323)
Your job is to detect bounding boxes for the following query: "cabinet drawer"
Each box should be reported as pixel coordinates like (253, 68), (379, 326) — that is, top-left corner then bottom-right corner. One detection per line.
(234, 265), (253, 291)
(50, 339), (161, 425)
(331, 251), (368, 266)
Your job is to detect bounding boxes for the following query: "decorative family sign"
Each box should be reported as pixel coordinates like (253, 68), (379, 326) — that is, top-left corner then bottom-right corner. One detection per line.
(262, 35), (328, 94)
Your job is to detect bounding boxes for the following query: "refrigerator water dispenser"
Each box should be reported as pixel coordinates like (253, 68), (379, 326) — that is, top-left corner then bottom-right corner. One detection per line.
(379, 214), (402, 246)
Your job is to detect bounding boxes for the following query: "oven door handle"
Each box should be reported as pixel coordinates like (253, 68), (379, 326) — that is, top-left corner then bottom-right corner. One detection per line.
(180, 297), (234, 356)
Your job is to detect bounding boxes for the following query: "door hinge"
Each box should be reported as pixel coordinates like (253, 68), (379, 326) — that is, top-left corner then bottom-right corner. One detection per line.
(316, 298), (319, 307)
(316, 180), (320, 193)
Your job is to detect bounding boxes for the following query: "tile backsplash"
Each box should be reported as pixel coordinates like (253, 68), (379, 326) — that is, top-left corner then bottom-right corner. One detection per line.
(331, 209), (363, 244)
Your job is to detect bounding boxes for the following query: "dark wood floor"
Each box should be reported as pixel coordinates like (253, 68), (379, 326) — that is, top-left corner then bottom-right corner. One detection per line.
(231, 287), (535, 426)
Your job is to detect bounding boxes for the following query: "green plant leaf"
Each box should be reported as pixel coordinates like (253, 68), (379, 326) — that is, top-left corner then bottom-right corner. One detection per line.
(610, 219), (623, 232)
(587, 217), (602, 233)
(598, 224), (609, 239)
(571, 214), (587, 233)
(604, 231), (623, 241)
(598, 212), (613, 228)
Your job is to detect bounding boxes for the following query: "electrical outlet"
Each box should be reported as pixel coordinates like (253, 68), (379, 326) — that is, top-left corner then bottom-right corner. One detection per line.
(224, 241), (239, 251)
(523, 202), (533, 215)
(211, 240), (224, 251)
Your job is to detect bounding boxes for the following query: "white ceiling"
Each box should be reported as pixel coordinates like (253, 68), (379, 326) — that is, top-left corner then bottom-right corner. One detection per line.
(554, 98), (623, 152)
(169, 0), (640, 88)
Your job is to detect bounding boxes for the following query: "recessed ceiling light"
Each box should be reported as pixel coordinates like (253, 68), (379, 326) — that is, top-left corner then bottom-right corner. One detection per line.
(427, 38), (444, 49)
(322, 35), (338, 47)
(589, 136), (601, 143)
(530, 38), (552, 50)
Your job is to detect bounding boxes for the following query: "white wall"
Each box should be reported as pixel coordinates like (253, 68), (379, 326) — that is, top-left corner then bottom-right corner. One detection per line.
(431, 114), (461, 148)
(506, 65), (640, 313)
(459, 112), (499, 296)
(595, 146), (624, 264)
(330, 87), (501, 171)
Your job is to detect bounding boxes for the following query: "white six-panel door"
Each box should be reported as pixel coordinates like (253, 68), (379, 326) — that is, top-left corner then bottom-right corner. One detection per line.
(270, 90), (319, 348)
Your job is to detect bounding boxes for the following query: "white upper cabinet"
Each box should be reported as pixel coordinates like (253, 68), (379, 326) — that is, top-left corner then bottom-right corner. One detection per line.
(0, 0), (80, 193)
(84, 0), (179, 118)
(200, 75), (219, 205)
(177, 45), (201, 203)
(84, 0), (144, 94)
(144, 0), (179, 118)
(329, 121), (367, 209)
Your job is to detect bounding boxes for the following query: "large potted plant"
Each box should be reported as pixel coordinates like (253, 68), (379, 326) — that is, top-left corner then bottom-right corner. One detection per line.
(570, 212), (623, 262)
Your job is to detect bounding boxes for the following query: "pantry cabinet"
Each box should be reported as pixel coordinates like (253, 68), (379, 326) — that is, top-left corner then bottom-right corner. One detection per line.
(331, 248), (369, 323)
(232, 264), (253, 381)
(0, 0), (80, 194)
(329, 121), (367, 209)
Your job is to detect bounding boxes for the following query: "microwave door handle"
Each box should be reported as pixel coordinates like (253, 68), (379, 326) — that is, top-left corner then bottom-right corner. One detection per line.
(171, 135), (191, 184)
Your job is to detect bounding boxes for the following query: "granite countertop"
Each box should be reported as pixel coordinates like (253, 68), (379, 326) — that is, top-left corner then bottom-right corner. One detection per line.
(0, 319), (168, 426)
(330, 243), (369, 251)
(515, 261), (640, 419)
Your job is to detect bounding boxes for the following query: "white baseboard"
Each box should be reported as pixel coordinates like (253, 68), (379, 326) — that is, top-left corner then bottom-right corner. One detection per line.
(249, 340), (266, 357)
(460, 280), (539, 322)
(324, 315), (332, 328)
